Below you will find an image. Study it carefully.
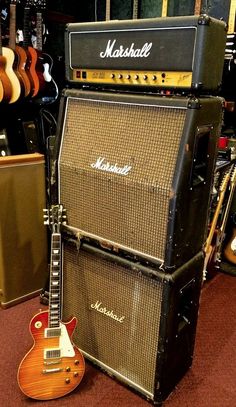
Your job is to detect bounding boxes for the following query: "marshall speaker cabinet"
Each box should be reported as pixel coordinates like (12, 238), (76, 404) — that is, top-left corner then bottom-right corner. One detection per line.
(55, 88), (223, 271)
(65, 15), (227, 92)
(0, 154), (48, 308)
(62, 240), (204, 404)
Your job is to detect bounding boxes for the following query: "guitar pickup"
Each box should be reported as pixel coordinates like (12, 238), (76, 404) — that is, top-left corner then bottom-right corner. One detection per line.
(44, 348), (61, 359)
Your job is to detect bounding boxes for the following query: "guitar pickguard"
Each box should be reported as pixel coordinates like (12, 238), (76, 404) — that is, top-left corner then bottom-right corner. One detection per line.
(44, 323), (75, 360)
(59, 323), (75, 357)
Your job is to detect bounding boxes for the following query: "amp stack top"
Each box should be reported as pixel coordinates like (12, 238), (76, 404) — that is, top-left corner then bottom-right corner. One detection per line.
(65, 14), (227, 94)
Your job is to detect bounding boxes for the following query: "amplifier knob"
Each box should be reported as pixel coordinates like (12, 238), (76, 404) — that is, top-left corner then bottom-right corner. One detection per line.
(152, 75), (157, 81)
(143, 75), (148, 80)
(134, 74), (139, 80)
(126, 74), (131, 79)
(118, 74), (123, 79)
(110, 73), (115, 79)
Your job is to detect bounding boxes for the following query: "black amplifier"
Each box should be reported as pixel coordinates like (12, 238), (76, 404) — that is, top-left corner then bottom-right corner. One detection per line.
(65, 15), (227, 92)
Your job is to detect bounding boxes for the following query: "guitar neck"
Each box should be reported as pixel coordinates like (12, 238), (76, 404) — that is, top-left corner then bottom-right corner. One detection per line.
(9, 4), (17, 49)
(161, 0), (168, 17)
(194, 0), (203, 15)
(132, 0), (139, 19)
(49, 232), (62, 328)
(36, 12), (43, 51)
(23, 7), (32, 47)
(228, 0), (236, 33)
(105, 0), (111, 21)
(0, 19), (3, 55)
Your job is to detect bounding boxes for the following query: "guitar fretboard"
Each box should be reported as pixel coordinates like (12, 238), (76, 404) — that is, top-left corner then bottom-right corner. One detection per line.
(23, 7), (32, 47)
(49, 233), (61, 328)
(9, 4), (17, 49)
(36, 12), (43, 51)
(132, 0), (139, 19)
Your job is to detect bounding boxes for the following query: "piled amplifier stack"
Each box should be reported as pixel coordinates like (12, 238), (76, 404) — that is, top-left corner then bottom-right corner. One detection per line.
(54, 15), (227, 404)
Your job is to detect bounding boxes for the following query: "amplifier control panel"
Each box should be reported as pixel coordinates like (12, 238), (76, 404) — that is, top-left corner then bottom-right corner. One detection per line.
(72, 69), (192, 88)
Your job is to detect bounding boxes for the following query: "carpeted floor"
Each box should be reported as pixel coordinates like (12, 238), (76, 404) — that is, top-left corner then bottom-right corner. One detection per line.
(0, 272), (235, 407)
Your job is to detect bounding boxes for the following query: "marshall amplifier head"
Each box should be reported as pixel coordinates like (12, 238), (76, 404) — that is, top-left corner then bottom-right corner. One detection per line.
(65, 15), (227, 92)
(55, 88), (223, 271)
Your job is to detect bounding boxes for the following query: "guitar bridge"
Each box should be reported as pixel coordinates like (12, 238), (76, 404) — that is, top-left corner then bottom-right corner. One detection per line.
(42, 368), (63, 374)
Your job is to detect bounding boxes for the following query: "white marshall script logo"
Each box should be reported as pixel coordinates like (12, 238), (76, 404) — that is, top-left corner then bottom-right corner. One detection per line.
(100, 39), (152, 58)
(91, 301), (125, 323)
(91, 157), (132, 176)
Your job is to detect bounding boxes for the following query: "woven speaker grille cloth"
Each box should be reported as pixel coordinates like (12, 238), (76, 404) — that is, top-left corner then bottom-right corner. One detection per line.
(63, 244), (163, 396)
(59, 96), (186, 260)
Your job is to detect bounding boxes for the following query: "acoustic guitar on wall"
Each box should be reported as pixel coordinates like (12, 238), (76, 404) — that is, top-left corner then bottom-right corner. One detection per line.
(17, 204), (85, 400)
(9, 0), (32, 98)
(0, 20), (13, 102)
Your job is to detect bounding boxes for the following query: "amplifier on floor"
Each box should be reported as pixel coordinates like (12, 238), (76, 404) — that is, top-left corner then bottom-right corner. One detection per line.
(55, 88), (223, 271)
(62, 240), (204, 404)
(0, 154), (48, 308)
(65, 15), (226, 92)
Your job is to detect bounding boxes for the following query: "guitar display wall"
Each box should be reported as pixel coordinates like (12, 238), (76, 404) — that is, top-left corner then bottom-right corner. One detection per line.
(0, 153), (48, 308)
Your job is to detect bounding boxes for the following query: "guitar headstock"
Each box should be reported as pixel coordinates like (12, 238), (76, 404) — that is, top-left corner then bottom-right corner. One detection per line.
(219, 170), (231, 193)
(43, 204), (67, 233)
(32, 0), (46, 10)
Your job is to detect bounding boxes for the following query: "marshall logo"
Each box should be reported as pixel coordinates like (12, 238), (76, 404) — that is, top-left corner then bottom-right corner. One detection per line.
(100, 39), (152, 59)
(90, 157), (132, 176)
(90, 301), (125, 323)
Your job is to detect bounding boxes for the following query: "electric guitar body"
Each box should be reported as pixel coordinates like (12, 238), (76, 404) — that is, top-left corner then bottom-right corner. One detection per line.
(17, 310), (85, 400)
(224, 227), (236, 265)
(17, 204), (85, 400)
(34, 50), (59, 104)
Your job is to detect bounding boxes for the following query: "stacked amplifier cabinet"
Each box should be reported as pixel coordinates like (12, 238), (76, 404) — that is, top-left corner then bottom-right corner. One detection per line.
(57, 15), (226, 405)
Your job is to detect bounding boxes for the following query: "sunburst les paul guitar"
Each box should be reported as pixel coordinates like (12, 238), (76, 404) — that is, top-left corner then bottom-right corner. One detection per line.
(17, 204), (85, 400)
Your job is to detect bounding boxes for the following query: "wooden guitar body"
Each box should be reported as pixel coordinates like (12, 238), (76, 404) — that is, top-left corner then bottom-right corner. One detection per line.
(224, 227), (236, 265)
(0, 77), (4, 102)
(25, 46), (40, 97)
(0, 54), (12, 102)
(14, 45), (32, 97)
(2, 46), (21, 103)
(17, 310), (85, 400)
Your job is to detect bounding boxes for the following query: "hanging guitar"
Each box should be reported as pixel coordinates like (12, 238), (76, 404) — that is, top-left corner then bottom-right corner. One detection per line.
(17, 204), (85, 400)
(32, 0), (58, 104)
(0, 15), (14, 102)
(9, 0), (32, 97)
(1, 1), (22, 103)
(22, 0), (40, 97)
